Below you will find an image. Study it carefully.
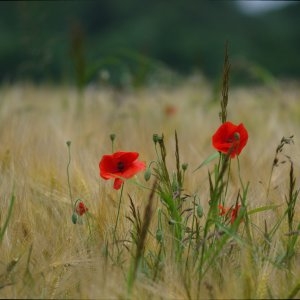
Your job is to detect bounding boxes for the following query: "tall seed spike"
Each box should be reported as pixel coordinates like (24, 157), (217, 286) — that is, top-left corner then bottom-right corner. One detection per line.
(220, 41), (231, 124)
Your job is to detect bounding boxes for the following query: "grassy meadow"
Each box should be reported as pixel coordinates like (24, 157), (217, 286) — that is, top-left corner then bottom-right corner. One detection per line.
(1, 77), (300, 299)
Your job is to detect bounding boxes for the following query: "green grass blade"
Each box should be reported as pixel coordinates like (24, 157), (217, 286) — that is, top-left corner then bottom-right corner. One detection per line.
(248, 204), (282, 215)
(193, 152), (219, 172)
(287, 282), (300, 299)
(0, 193), (15, 243)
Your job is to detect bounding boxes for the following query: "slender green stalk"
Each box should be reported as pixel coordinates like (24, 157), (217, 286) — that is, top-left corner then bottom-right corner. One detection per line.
(220, 41), (230, 124)
(185, 197), (197, 271)
(287, 282), (300, 299)
(175, 130), (182, 190)
(240, 183), (252, 243)
(286, 161), (298, 233)
(85, 212), (92, 238)
(66, 141), (73, 208)
(223, 157), (231, 202)
(237, 156), (245, 191)
(197, 154), (230, 297)
(110, 134), (116, 153)
(0, 192), (15, 243)
(113, 183), (125, 246)
(284, 161), (299, 266)
(127, 180), (156, 296)
(266, 135), (294, 198)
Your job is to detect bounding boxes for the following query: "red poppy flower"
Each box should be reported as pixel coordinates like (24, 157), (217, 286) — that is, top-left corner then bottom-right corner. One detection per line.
(230, 203), (241, 224)
(164, 104), (177, 116)
(212, 122), (248, 158)
(218, 203), (241, 224)
(218, 204), (227, 216)
(99, 151), (146, 190)
(76, 201), (88, 216)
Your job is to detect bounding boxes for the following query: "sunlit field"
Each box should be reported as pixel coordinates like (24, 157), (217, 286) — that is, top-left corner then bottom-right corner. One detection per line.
(1, 76), (300, 299)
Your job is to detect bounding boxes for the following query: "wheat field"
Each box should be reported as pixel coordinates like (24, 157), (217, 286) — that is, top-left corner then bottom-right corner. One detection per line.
(0, 77), (300, 299)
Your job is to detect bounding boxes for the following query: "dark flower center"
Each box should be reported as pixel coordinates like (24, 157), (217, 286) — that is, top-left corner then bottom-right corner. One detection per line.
(227, 132), (240, 144)
(117, 161), (125, 171)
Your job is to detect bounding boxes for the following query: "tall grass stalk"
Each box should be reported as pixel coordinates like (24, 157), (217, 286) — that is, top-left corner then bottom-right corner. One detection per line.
(127, 180), (157, 295)
(153, 133), (184, 262)
(219, 41), (230, 124)
(266, 135), (294, 198)
(284, 160), (300, 265)
(0, 192), (15, 244)
(66, 141), (74, 208)
(197, 153), (229, 284)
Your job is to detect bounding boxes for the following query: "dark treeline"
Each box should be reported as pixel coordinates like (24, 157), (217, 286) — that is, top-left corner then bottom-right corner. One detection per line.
(0, 1), (299, 86)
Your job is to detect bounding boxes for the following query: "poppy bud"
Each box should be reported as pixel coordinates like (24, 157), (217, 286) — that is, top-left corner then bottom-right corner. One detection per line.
(66, 141), (71, 147)
(157, 136), (164, 144)
(75, 201), (88, 216)
(110, 134), (116, 142)
(144, 167), (152, 181)
(197, 204), (204, 218)
(72, 212), (78, 224)
(156, 229), (163, 243)
(153, 134), (159, 144)
(182, 163), (188, 171)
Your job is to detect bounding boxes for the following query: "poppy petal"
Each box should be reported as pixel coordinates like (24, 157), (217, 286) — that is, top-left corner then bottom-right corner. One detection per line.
(119, 160), (146, 178)
(99, 155), (116, 179)
(113, 151), (139, 163)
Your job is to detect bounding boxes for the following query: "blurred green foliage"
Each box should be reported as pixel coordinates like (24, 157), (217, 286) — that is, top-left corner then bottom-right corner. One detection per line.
(0, 1), (299, 86)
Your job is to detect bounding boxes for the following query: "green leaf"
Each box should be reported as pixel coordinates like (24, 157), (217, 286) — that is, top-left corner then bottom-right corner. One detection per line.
(193, 152), (220, 172)
(248, 204), (282, 215)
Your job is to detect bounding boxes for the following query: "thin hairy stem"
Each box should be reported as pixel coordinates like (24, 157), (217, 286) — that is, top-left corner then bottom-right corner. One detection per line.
(113, 183), (125, 245)
(66, 141), (74, 208)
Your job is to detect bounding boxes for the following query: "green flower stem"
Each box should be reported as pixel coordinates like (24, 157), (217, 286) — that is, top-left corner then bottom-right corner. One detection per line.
(86, 212), (92, 238)
(0, 192), (15, 243)
(113, 183), (125, 245)
(111, 140), (114, 153)
(66, 141), (73, 208)
(237, 156), (245, 191)
(223, 158), (232, 203)
(237, 156), (252, 242)
(110, 134), (116, 153)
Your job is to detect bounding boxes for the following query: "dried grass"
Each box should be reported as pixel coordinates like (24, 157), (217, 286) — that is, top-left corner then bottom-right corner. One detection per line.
(0, 79), (300, 298)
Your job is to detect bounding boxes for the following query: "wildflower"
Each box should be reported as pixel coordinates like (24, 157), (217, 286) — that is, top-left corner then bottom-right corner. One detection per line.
(218, 204), (227, 216)
(230, 203), (241, 224)
(212, 121), (248, 158)
(218, 203), (241, 224)
(164, 104), (177, 116)
(75, 201), (88, 216)
(99, 151), (146, 190)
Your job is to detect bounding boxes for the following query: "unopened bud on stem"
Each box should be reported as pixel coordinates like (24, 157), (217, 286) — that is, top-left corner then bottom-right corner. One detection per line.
(144, 167), (152, 181)
(110, 134), (116, 142)
(153, 134), (159, 145)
